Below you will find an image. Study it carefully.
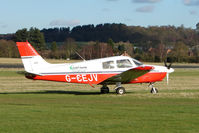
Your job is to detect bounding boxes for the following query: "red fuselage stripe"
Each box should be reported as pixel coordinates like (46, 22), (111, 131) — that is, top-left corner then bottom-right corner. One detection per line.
(29, 72), (167, 84)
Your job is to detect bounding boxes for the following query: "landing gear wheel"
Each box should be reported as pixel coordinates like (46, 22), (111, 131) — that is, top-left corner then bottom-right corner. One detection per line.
(116, 87), (125, 95)
(150, 87), (158, 94)
(100, 87), (109, 94)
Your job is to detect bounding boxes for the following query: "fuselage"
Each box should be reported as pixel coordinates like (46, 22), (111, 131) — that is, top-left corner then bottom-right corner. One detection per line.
(27, 56), (173, 85)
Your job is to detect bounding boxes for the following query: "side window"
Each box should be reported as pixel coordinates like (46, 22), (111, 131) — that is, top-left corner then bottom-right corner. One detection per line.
(117, 59), (132, 68)
(102, 61), (115, 69)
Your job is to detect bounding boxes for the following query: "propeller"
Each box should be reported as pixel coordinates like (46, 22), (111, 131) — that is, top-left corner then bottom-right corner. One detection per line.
(164, 57), (173, 85)
(164, 57), (172, 70)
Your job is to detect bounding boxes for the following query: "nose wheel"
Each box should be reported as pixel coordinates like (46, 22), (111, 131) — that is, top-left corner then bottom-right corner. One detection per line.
(149, 83), (158, 94)
(150, 87), (158, 94)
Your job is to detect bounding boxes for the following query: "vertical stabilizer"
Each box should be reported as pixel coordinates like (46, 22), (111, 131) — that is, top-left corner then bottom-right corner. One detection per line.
(16, 42), (49, 73)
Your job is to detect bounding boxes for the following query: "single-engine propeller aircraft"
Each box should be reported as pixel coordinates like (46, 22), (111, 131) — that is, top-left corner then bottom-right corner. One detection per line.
(16, 41), (174, 94)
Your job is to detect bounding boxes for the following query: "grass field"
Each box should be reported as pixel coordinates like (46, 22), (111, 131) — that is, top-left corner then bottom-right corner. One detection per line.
(0, 58), (199, 133)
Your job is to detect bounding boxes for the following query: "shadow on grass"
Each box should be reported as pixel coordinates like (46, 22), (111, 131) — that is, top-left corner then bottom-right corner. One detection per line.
(0, 90), (134, 95)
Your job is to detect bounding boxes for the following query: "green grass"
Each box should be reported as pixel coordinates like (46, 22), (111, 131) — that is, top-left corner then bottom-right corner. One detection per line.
(0, 92), (199, 133)
(0, 71), (22, 77)
(0, 61), (199, 132)
(172, 69), (199, 77)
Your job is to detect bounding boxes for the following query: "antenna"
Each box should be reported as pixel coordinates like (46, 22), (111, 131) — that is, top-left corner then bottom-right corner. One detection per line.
(73, 49), (86, 61)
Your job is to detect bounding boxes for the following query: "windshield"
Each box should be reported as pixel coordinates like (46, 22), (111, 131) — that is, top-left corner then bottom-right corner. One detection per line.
(117, 59), (132, 68)
(132, 58), (143, 66)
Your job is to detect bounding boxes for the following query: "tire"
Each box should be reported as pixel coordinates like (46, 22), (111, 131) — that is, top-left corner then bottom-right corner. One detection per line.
(116, 87), (125, 95)
(101, 87), (109, 94)
(150, 88), (158, 94)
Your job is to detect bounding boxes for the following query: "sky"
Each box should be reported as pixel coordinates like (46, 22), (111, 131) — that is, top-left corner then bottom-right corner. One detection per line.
(0, 0), (199, 34)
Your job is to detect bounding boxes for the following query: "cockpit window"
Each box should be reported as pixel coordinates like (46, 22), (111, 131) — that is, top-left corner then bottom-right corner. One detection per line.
(117, 59), (132, 68)
(132, 59), (143, 66)
(102, 61), (115, 69)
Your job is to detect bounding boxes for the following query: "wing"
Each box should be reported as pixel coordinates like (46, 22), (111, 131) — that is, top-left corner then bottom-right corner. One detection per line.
(99, 66), (153, 84)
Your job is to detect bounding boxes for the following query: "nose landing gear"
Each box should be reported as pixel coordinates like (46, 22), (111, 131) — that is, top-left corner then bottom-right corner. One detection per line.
(149, 83), (158, 94)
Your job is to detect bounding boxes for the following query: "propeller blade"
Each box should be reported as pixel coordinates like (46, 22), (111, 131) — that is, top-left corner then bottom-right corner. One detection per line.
(164, 60), (167, 68)
(166, 73), (169, 85)
(164, 57), (172, 69)
(168, 63), (172, 69)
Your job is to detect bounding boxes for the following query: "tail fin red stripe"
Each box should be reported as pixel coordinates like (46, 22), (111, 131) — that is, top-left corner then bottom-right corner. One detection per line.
(16, 42), (39, 57)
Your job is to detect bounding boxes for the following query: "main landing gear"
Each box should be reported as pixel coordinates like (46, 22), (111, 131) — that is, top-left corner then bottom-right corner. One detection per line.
(100, 82), (126, 95)
(149, 83), (158, 94)
(115, 87), (125, 95)
(100, 85), (109, 94)
(115, 82), (125, 95)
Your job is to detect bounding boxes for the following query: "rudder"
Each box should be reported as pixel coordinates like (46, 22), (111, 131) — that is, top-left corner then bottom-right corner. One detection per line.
(16, 41), (39, 57)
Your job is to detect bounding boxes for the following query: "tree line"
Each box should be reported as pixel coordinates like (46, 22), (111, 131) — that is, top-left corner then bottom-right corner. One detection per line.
(0, 23), (199, 63)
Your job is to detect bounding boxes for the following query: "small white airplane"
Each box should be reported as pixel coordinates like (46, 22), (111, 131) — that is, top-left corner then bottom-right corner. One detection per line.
(16, 41), (174, 94)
